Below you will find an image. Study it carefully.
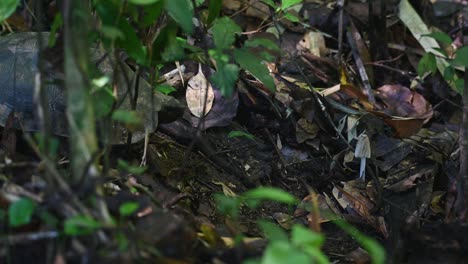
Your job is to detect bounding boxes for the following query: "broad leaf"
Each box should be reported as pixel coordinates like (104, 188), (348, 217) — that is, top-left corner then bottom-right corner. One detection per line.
(417, 52), (437, 77)
(422, 32), (452, 45)
(212, 17), (241, 51)
(112, 110), (142, 126)
(211, 63), (239, 97)
(234, 49), (275, 91)
(155, 84), (177, 95)
(8, 198), (35, 227)
(0, 0), (19, 23)
(207, 0), (222, 26)
(258, 220), (288, 241)
(119, 202), (139, 216)
(242, 187), (297, 207)
(281, 0), (302, 10)
(452, 46), (468, 67)
(165, 0), (194, 34)
(64, 215), (101, 236)
(261, 241), (311, 264)
(291, 225), (325, 248)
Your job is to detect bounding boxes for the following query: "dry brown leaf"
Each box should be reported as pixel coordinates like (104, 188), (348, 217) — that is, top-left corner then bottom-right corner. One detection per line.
(186, 64), (214, 117)
(332, 184), (389, 237)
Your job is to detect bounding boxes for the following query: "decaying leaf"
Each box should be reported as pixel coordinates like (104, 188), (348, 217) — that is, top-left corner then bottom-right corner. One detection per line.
(332, 184), (388, 237)
(186, 64), (215, 117)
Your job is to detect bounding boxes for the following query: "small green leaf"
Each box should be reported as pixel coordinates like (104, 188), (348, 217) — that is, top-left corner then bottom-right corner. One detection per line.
(242, 187), (298, 207)
(64, 215), (101, 236)
(116, 18), (147, 64)
(48, 13), (63, 47)
(431, 47), (448, 57)
(284, 12), (300, 22)
(227, 130), (254, 140)
(129, 0), (161, 5)
(234, 49), (275, 91)
(119, 202), (139, 216)
(207, 0), (222, 26)
(281, 0), (302, 10)
(155, 84), (177, 95)
(165, 0), (194, 34)
(417, 52), (437, 77)
(452, 46), (468, 67)
(245, 38), (280, 52)
(0, 0), (19, 23)
(211, 63), (240, 97)
(92, 90), (114, 119)
(258, 220), (288, 241)
(212, 17), (241, 51)
(214, 194), (241, 219)
(117, 159), (147, 175)
(141, 1), (164, 27)
(422, 32), (452, 45)
(112, 110), (142, 126)
(291, 225), (325, 248)
(162, 35), (185, 62)
(8, 198), (35, 227)
(262, 240), (311, 264)
(100, 25), (125, 40)
(262, 0), (276, 8)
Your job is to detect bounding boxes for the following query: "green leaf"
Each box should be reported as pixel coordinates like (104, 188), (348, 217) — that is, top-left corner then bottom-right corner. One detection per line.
(119, 202), (139, 216)
(155, 84), (177, 95)
(207, 0), (222, 26)
(214, 194), (241, 219)
(261, 241), (311, 264)
(291, 225), (325, 248)
(334, 219), (386, 264)
(117, 159), (148, 175)
(281, 0), (302, 10)
(291, 225), (325, 249)
(242, 187), (298, 207)
(262, 0), (276, 8)
(258, 220), (288, 241)
(112, 110), (142, 126)
(0, 0), (19, 23)
(165, 0), (194, 34)
(284, 12), (300, 22)
(417, 52), (437, 77)
(234, 49), (275, 91)
(443, 66), (455, 82)
(48, 13), (63, 47)
(8, 198), (35, 227)
(92, 78), (115, 119)
(162, 34), (185, 62)
(129, 0), (161, 5)
(100, 25), (125, 40)
(116, 18), (147, 64)
(228, 130), (254, 140)
(212, 17), (241, 51)
(431, 47), (448, 57)
(64, 215), (101, 236)
(211, 63), (239, 97)
(245, 38), (280, 52)
(141, 1), (164, 27)
(422, 32), (452, 45)
(452, 46), (468, 67)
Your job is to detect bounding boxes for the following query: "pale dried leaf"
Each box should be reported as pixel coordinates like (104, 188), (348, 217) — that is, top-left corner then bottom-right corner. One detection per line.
(186, 64), (215, 117)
